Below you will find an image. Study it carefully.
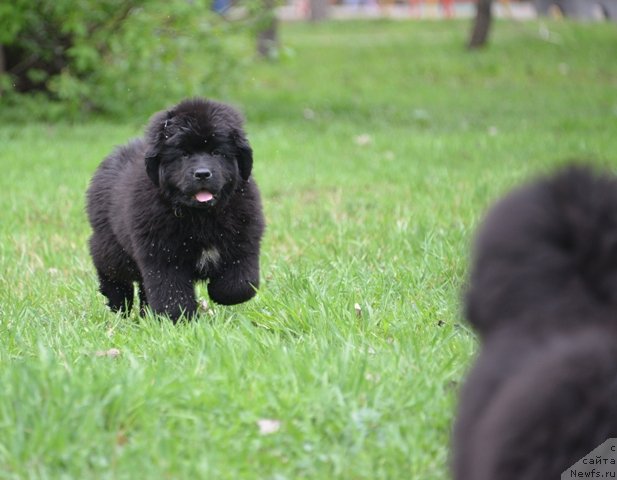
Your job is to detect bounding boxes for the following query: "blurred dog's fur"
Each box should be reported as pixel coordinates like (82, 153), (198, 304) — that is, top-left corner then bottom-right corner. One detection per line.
(87, 98), (264, 322)
(453, 167), (617, 479)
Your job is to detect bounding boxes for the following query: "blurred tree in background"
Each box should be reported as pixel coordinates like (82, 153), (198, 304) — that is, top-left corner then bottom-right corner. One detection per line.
(0, 0), (256, 118)
(468, 0), (493, 48)
(255, 0), (280, 58)
(309, 0), (329, 22)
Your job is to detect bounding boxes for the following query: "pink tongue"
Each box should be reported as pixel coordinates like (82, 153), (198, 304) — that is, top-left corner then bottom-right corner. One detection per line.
(195, 191), (213, 203)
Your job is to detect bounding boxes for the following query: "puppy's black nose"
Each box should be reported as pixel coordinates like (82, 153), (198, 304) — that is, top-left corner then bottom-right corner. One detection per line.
(194, 168), (212, 180)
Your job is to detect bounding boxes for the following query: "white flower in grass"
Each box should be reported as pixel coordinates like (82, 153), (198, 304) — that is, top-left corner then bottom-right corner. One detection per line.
(257, 419), (281, 435)
(354, 134), (372, 146)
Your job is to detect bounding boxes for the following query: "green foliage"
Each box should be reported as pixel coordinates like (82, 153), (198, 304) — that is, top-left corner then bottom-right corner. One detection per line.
(0, 0), (244, 118)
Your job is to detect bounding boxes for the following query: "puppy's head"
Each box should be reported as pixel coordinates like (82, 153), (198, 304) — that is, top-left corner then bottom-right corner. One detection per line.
(466, 166), (617, 336)
(144, 98), (253, 209)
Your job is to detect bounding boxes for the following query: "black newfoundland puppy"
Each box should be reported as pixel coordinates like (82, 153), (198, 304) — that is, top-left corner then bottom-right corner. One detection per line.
(453, 167), (617, 479)
(87, 98), (264, 322)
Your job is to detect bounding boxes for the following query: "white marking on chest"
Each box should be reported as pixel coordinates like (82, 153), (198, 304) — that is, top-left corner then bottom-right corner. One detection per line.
(196, 247), (221, 272)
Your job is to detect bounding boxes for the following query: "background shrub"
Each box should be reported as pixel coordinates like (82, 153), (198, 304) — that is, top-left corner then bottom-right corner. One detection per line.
(0, 0), (245, 119)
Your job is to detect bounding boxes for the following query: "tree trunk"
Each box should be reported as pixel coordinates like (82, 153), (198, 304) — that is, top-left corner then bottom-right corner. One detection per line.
(257, 0), (279, 58)
(257, 21), (278, 58)
(468, 0), (493, 49)
(309, 0), (329, 22)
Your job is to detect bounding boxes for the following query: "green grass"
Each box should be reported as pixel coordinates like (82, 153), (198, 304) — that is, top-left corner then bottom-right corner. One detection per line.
(1, 19), (617, 479)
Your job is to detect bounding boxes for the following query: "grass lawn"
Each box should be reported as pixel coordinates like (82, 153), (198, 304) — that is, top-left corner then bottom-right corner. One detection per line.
(1, 19), (616, 479)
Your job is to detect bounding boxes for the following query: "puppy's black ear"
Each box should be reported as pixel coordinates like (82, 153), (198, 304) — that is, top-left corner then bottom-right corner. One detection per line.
(233, 129), (253, 181)
(144, 110), (174, 186)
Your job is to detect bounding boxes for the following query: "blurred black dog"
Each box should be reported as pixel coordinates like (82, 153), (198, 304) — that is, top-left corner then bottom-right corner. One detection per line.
(87, 98), (264, 322)
(453, 167), (617, 479)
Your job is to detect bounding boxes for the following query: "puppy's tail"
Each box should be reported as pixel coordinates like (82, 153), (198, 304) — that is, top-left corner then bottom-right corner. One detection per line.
(466, 165), (617, 336)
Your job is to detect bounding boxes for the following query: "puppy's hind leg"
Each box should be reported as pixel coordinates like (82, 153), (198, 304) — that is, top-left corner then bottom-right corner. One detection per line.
(97, 270), (134, 314)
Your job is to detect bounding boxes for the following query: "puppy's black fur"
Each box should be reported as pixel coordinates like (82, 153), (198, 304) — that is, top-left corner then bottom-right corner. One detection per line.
(453, 167), (617, 479)
(87, 98), (264, 322)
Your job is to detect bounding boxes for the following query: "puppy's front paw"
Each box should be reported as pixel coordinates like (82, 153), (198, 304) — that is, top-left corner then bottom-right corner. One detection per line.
(208, 276), (258, 306)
